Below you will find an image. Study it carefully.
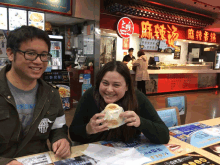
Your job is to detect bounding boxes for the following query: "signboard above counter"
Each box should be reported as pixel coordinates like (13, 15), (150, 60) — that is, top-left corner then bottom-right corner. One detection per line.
(0, 0), (72, 15)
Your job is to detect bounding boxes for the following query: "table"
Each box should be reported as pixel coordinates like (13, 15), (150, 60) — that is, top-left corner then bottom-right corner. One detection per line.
(16, 118), (220, 164)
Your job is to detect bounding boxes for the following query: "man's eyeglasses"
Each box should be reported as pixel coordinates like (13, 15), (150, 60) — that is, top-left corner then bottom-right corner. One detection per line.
(15, 49), (52, 62)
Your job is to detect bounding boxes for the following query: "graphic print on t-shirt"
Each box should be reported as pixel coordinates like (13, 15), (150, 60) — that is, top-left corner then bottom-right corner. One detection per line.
(7, 80), (38, 133)
(16, 103), (36, 129)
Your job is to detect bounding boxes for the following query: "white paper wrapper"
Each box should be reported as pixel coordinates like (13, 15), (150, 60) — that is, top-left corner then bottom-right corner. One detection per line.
(101, 104), (125, 129)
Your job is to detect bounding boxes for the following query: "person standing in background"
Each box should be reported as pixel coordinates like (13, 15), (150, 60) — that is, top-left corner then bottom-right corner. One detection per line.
(123, 48), (135, 64)
(133, 50), (150, 95)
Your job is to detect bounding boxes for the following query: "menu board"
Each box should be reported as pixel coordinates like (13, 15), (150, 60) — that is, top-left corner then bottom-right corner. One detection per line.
(141, 38), (159, 51)
(174, 45), (181, 59)
(9, 8), (27, 31)
(0, 7), (8, 30)
(28, 11), (45, 30)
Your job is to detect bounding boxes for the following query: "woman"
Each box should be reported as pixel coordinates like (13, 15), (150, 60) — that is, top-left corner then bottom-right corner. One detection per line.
(69, 61), (169, 144)
(133, 50), (150, 94)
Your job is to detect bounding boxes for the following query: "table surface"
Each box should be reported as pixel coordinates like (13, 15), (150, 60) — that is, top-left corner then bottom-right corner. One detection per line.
(17, 117), (220, 164)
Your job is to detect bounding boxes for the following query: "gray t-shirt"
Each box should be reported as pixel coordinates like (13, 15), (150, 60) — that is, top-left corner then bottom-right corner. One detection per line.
(7, 80), (38, 134)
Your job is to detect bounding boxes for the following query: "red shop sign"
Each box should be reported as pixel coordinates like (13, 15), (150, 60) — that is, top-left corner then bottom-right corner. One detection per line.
(117, 17), (134, 38)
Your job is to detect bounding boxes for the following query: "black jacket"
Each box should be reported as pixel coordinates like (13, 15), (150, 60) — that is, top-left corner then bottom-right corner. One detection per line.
(69, 87), (170, 144)
(0, 65), (70, 164)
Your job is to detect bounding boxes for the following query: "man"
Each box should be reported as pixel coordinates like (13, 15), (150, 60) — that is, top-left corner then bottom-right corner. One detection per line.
(0, 26), (71, 165)
(122, 48), (135, 64)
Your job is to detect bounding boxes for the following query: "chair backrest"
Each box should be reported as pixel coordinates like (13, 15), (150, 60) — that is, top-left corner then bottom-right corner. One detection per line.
(156, 107), (181, 128)
(165, 96), (187, 125)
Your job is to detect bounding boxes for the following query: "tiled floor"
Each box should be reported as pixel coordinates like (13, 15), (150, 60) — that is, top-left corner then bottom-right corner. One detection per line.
(64, 89), (220, 128)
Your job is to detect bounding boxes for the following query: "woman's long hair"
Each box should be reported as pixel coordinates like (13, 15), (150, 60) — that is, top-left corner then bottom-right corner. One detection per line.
(94, 61), (139, 141)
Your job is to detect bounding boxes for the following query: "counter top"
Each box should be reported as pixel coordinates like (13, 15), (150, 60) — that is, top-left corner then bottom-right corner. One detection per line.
(130, 69), (220, 74)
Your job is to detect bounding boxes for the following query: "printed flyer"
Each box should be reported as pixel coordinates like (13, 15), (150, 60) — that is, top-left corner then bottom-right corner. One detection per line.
(54, 155), (98, 165)
(153, 152), (218, 165)
(203, 143), (220, 157)
(169, 123), (220, 148)
(100, 135), (186, 163)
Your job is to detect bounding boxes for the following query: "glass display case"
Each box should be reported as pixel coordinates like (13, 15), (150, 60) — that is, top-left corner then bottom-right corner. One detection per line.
(157, 62), (213, 70)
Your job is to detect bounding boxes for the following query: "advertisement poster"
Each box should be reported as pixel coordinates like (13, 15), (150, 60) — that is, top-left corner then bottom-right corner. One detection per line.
(154, 152), (218, 165)
(0, 0), (72, 15)
(198, 73), (217, 88)
(145, 75), (158, 94)
(0, 7), (7, 30)
(83, 74), (91, 84)
(54, 155), (98, 165)
(9, 8), (27, 31)
(174, 45), (181, 59)
(28, 11), (45, 30)
(157, 108), (178, 128)
(203, 143), (220, 157)
(84, 35), (94, 55)
(166, 96), (185, 115)
(169, 123), (220, 148)
(56, 85), (70, 110)
(82, 84), (92, 96)
(79, 74), (84, 82)
(122, 38), (130, 50)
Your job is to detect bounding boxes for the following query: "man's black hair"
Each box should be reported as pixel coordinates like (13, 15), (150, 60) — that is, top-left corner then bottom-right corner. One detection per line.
(7, 26), (51, 52)
(128, 48), (134, 52)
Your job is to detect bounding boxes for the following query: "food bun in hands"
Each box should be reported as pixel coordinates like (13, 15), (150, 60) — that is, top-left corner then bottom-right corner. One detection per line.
(102, 103), (125, 129)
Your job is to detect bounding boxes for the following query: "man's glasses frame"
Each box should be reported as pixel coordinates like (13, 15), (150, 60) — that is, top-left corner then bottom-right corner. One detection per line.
(15, 49), (52, 62)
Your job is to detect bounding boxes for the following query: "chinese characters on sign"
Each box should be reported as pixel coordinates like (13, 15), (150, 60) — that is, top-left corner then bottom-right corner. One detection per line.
(188, 29), (194, 40)
(117, 17), (134, 38)
(141, 21), (179, 48)
(187, 29), (216, 42)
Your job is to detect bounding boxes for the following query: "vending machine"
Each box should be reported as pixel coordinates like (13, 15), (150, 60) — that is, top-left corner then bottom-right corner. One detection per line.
(49, 35), (65, 70)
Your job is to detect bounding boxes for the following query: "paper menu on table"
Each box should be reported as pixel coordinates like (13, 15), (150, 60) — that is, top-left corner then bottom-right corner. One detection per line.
(97, 148), (151, 165)
(82, 144), (124, 161)
(16, 153), (52, 165)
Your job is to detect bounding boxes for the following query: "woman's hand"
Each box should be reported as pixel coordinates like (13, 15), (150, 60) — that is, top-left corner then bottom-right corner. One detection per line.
(86, 113), (109, 135)
(120, 111), (141, 127)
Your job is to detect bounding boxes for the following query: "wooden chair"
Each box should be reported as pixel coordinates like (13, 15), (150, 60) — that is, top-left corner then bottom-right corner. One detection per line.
(165, 96), (187, 125)
(156, 107), (181, 128)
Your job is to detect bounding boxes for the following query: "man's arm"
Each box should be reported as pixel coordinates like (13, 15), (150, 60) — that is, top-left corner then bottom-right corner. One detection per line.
(0, 157), (17, 165)
(48, 90), (71, 151)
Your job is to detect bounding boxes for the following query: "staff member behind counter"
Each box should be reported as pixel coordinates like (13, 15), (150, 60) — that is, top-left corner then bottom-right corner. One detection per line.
(122, 48), (136, 64)
(0, 26), (71, 165)
(69, 61), (170, 144)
